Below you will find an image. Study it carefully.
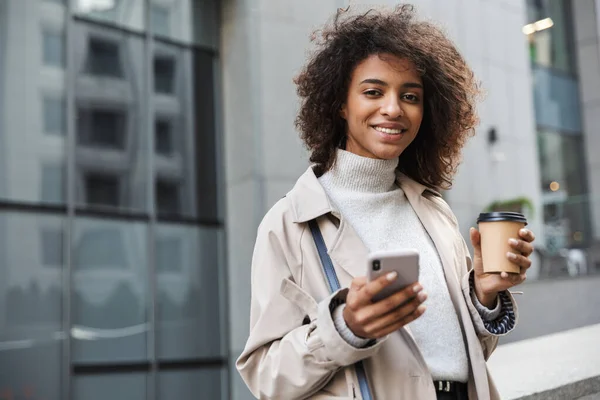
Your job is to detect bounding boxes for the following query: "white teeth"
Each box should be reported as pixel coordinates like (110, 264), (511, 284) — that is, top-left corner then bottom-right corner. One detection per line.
(374, 126), (403, 134)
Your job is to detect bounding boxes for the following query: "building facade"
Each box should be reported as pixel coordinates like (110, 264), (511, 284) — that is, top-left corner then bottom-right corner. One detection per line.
(0, 0), (598, 399)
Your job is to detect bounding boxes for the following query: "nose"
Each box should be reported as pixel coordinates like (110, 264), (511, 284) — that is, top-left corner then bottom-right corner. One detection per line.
(380, 96), (404, 118)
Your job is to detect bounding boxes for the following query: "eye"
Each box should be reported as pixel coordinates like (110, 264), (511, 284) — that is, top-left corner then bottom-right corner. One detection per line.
(402, 93), (420, 103)
(364, 89), (382, 97)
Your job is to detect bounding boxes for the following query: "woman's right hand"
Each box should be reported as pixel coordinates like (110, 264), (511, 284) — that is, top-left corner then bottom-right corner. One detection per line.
(343, 272), (427, 339)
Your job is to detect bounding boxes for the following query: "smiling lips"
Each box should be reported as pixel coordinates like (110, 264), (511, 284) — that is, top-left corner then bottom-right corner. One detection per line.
(373, 125), (407, 135)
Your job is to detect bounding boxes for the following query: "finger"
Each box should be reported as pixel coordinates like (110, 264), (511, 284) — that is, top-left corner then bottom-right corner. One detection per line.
(372, 305), (426, 338)
(507, 252), (532, 270)
(364, 282), (422, 318)
(508, 238), (534, 256)
(500, 271), (522, 284)
(519, 228), (536, 243)
(359, 271), (401, 303)
(362, 292), (426, 335)
(470, 227), (482, 259)
(350, 277), (367, 291)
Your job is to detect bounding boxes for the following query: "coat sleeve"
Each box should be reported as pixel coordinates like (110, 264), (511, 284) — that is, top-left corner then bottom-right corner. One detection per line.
(236, 206), (386, 399)
(459, 238), (519, 361)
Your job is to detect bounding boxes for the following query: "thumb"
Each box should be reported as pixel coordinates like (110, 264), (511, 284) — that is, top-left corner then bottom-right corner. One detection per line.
(470, 227), (482, 258)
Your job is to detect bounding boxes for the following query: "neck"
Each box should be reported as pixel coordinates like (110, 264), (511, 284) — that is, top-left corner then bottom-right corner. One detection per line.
(321, 149), (399, 193)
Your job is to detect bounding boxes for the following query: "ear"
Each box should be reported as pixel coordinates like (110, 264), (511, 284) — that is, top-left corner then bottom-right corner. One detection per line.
(340, 103), (348, 120)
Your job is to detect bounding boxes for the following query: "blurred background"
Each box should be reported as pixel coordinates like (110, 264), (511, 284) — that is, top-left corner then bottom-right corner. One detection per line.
(0, 0), (598, 399)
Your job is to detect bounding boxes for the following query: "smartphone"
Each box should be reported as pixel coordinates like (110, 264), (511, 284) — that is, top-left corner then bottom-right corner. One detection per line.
(366, 249), (420, 302)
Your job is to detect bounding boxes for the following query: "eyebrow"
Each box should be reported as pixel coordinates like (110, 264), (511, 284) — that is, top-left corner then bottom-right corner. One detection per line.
(359, 78), (423, 89)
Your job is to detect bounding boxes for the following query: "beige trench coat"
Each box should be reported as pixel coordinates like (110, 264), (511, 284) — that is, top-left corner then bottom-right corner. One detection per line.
(237, 166), (518, 399)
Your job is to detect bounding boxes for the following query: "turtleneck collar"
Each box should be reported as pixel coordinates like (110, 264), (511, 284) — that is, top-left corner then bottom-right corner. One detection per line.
(320, 149), (399, 193)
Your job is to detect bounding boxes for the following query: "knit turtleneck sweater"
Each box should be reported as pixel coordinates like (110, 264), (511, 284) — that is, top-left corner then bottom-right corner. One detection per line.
(318, 149), (470, 382)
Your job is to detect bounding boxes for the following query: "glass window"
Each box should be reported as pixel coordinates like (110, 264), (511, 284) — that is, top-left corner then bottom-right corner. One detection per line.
(0, 7), (67, 205)
(149, 0), (218, 48)
(41, 163), (65, 204)
(72, 218), (149, 364)
(151, 4), (170, 38)
(74, 23), (148, 213)
(85, 37), (123, 78)
(43, 96), (66, 136)
(158, 369), (223, 400)
(156, 180), (180, 216)
(77, 108), (127, 149)
(74, 374), (147, 400)
(84, 172), (121, 208)
(538, 130), (591, 249)
(526, 0), (576, 73)
(74, 0), (145, 33)
(531, 66), (582, 134)
(41, 227), (64, 267)
(156, 225), (222, 360)
(155, 119), (173, 155)
(0, 213), (65, 400)
(42, 29), (65, 68)
(153, 43), (218, 220)
(154, 56), (175, 94)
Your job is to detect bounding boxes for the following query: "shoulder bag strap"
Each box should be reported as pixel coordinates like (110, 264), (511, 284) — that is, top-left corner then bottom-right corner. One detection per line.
(308, 219), (373, 400)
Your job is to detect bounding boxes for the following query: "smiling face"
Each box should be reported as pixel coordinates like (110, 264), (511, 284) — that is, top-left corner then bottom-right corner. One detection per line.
(341, 54), (424, 160)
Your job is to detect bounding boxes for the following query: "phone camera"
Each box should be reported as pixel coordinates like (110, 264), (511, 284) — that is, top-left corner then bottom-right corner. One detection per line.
(372, 260), (381, 271)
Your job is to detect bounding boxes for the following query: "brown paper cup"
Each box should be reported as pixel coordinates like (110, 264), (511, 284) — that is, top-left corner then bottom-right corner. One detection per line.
(477, 212), (527, 274)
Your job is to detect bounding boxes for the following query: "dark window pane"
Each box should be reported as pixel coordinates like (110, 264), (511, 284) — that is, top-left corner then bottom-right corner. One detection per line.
(156, 180), (180, 215)
(155, 119), (172, 155)
(85, 173), (120, 207)
(43, 96), (65, 135)
(77, 108), (126, 149)
(154, 56), (175, 94)
(152, 46), (218, 220)
(42, 30), (64, 68)
(86, 37), (123, 78)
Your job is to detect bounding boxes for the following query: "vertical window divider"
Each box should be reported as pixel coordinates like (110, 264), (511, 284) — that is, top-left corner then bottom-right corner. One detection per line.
(145, 1), (159, 399)
(64, 0), (76, 399)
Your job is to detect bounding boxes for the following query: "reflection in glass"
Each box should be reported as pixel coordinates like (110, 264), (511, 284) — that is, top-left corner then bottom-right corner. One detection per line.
(156, 225), (222, 360)
(159, 369), (223, 400)
(72, 218), (148, 363)
(74, 22), (148, 212)
(0, 213), (64, 400)
(74, 373), (147, 400)
(0, 7), (67, 205)
(153, 42), (217, 219)
(538, 130), (591, 249)
(149, 0), (218, 48)
(43, 96), (66, 135)
(42, 29), (65, 68)
(75, 0), (145, 33)
(526, 0), (575, 73)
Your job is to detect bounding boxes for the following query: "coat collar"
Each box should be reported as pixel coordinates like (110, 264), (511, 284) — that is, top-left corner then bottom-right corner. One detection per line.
(287, 166), (442, 224)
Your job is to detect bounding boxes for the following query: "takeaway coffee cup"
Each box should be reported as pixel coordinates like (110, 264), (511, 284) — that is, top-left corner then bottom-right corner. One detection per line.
(477, 212), (528, 274)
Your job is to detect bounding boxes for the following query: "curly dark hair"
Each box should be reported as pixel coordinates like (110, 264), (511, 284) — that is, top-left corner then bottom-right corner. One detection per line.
(294, 5), (481, 189)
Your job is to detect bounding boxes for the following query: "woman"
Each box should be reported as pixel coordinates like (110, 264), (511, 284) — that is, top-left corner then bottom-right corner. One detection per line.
(237, 5), (535, 400)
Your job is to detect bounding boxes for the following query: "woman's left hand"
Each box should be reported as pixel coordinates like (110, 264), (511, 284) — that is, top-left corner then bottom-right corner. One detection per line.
(470, 227), (536, 308)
